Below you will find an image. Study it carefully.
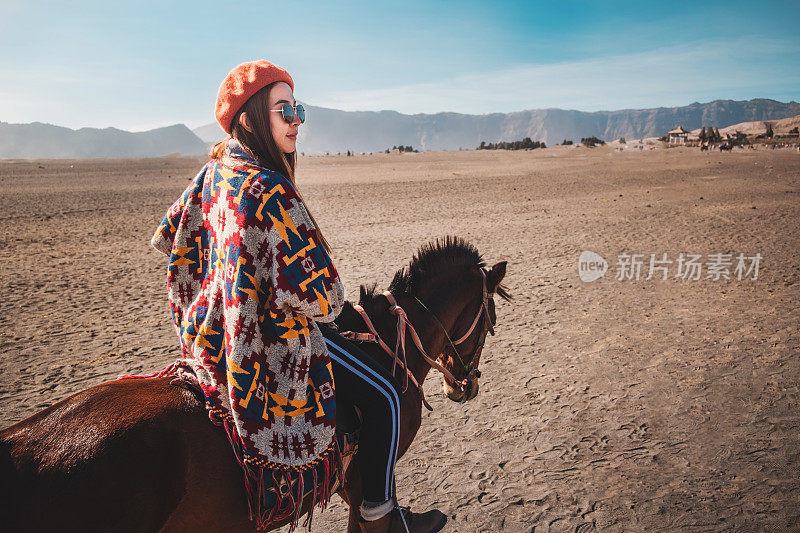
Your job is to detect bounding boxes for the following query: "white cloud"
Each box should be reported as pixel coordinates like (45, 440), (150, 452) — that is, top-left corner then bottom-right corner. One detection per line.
(309, 37), (800, 114)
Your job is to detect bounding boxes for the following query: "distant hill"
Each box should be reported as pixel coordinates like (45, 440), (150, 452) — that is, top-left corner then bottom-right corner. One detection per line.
(193, 122), (227, 146)
(193, 98), (800, 153)
(690, 114), (800, 136)
(0, 122), (207, 158)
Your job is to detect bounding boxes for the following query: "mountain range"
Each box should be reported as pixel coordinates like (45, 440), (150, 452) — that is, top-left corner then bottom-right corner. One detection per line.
(195, 98), (800, 153)
(0, 123), (206, 159)
(2, 99), (798, 158)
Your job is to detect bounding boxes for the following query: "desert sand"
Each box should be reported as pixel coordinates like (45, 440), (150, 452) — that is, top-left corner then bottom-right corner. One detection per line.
(1, 146), (799, 531)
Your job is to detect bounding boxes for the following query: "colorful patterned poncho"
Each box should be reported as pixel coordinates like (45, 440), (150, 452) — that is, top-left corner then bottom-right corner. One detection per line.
(152, 142), (345, 525)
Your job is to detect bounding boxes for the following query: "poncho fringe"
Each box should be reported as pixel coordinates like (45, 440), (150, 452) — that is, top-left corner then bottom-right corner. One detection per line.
(120, 361), (340, 532)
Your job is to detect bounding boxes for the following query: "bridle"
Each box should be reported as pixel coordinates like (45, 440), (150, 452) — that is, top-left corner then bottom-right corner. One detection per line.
(340, 268), (496, 411)
(416, 268), (495, 385)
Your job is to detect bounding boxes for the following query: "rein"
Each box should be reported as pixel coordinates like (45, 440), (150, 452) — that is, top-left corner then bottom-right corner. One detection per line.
(340, 269), (494, 411)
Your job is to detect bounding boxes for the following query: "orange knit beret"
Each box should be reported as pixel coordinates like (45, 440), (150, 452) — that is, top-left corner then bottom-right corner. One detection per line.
(215, 60), (294, 135)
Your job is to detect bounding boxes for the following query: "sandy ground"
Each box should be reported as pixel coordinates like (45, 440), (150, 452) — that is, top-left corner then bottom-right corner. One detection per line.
(1, 146), (799, 531)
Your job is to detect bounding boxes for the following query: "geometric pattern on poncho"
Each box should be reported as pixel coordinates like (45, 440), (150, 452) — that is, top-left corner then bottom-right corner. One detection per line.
(152, 152), (344, 472)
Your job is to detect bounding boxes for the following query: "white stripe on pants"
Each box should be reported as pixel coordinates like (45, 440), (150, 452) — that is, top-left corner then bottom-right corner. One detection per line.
(325, 338), (400, 501)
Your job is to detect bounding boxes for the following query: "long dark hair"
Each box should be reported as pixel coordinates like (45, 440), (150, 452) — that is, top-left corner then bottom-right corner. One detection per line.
(210, 82), (332, 253)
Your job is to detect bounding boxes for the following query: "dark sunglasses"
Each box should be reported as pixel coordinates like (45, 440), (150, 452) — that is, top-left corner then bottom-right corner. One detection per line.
(271, 103), (305, 124)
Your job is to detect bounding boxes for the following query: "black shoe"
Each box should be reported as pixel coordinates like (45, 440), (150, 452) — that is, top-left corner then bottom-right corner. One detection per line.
(359, 505), (447, 533)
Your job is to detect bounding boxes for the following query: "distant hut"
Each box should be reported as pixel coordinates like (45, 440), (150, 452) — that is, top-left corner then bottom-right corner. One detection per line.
(667, 125), (690, 145)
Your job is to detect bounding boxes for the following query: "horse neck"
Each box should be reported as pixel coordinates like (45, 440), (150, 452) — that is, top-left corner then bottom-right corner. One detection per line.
(392, 272), (477, 387)
(390, 292), (446, 386)
(335, 293), (453, 389)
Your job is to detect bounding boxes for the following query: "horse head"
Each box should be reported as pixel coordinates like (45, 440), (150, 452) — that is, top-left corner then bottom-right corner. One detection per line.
(382, 236), (510, 405)
(438, 260), (508, 403)
(339, 236), (510, 408)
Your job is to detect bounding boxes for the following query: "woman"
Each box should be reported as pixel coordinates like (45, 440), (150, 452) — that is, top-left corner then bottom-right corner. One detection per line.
(152, 60), (444, 533)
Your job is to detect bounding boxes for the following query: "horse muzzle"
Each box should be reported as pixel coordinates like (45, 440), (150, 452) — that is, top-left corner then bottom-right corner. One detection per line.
(444, 377), (480, 403)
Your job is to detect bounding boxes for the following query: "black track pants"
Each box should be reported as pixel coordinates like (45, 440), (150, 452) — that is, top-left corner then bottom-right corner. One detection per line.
(319, 323), (401, 503)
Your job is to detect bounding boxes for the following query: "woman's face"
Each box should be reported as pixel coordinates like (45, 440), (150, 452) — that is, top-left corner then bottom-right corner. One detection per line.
(268, 81), (300, 154)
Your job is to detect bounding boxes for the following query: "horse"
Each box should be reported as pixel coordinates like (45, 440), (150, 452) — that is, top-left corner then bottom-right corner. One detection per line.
(1, 237), (509, 532)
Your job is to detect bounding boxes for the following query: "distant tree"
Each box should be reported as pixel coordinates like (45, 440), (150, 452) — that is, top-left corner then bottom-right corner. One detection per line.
(764, 122), (774, 139)
(714, 128), (722, 141)
(699, 127), (707, 142)
(346, 150), (352, 156)
(790, 127), (799, 135)
(475, 138), (545, 150)
(385, 149), (390, 153)
(561, 139), (573, 145)
(619, 137), (626, 144)
(581, 136), (605, 147)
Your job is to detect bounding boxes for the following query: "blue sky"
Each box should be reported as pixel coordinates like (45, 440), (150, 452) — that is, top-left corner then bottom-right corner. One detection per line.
(1, 0), (798, 131)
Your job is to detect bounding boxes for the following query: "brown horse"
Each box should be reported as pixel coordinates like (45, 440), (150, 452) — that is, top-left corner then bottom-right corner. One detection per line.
(1, 237), (509, 532)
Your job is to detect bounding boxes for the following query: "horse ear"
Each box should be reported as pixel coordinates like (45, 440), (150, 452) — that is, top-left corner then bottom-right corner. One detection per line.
(486, 261), (507, 292)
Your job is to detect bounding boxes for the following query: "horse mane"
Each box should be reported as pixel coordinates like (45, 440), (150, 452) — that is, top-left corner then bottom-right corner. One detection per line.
(357, 236), (511, 306)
